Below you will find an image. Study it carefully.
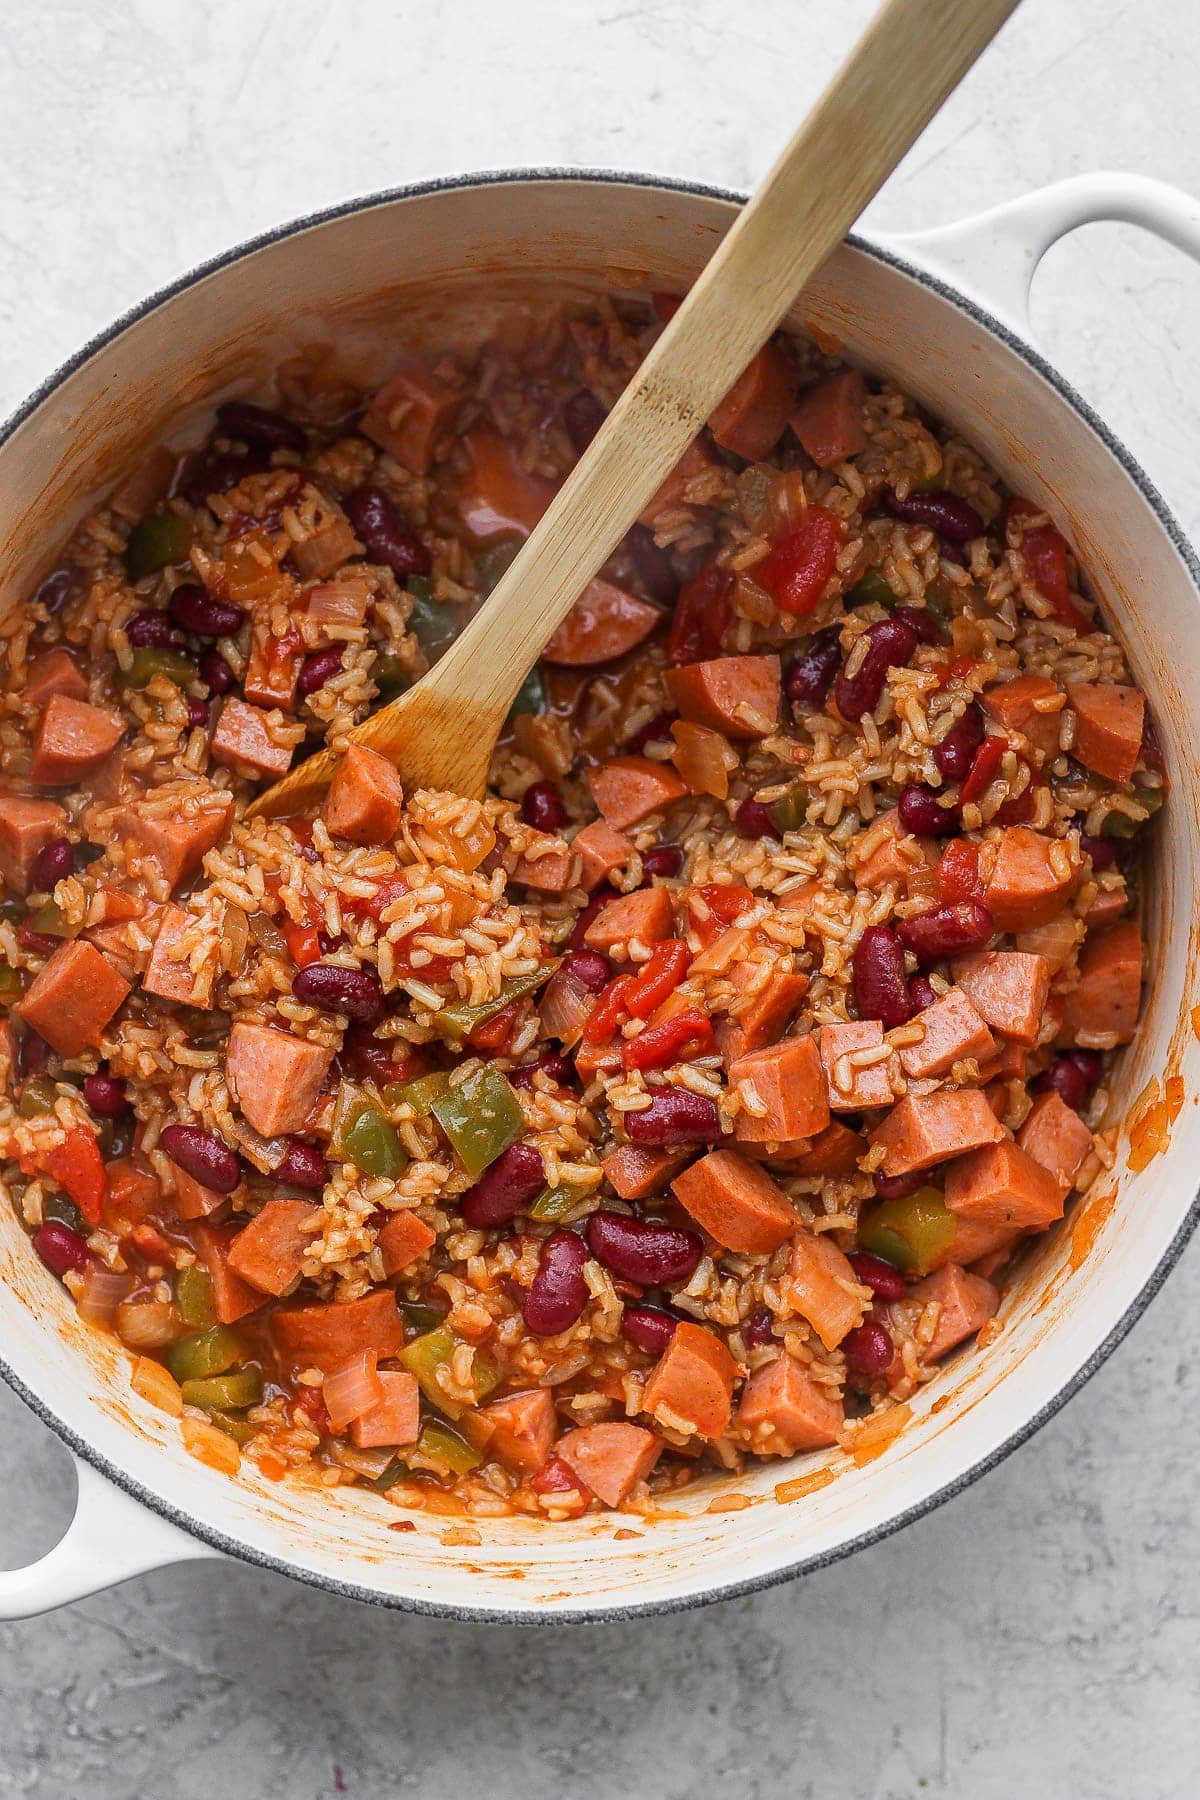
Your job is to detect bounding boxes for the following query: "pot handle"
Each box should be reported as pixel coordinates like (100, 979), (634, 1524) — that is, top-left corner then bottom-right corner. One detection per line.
(882, 171), (1200, 337)
(0, 1452), (219, 1618)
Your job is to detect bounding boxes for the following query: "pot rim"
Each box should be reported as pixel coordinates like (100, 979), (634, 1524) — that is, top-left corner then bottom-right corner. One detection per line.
(2, 164), (1198, 1624)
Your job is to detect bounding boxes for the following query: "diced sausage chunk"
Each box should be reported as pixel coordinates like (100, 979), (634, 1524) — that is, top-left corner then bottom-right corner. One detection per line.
(586, 757), (686, 830)
(943, 1138), (1065, 1230)
(117, 796), (232, 890)
(167, 1166), (230, 1222)
(582, 885), (674, 955)
(785, 1231), (866, 1349)
(291, 521), (358, 580)
(226, 1198), (318, 1295)
(18, 941), (130, 1057)
(819, 1019), (893, 1110)
(0, 791), (67, 894)
(142, 904), (216, 1008)
(871, 1090), (1004, 1178)
(350, 1370), (420, 1449)
(642, 1321), (738, 1439)
(1058, 918), (1142, 1047)
(790, 369), (868, 469)
(323, 744), (403, 846)
(1066, 681), (1145, 784)
(361, 361), (462, 475)
(709, 341), (795, 461)
(852, 808), (936, 892)
(457, 430), (554, 543)
(193, 1222), (264, 1323)
(984, 828), (1077, 932)
(737, 1353), (843, 1454)
(788, 1121), (864, 1176)
(671, 1147), (797, 1253)
(225, 1022), (333, 1137)
(377, 1210), (436, 1274)
(731, 1035), (830, 1146)
(602, 1144), (690, 1200)
(543, 578), (661, 666)
(210, 697), (295, 780)
(30, 694), (123, 785)
(639, 439), (720, 528)
(571, 820), (635, 892)
(716, 961), (808, 1066)
(663, 655), (781, 740)
(244, 619), (303, 710)
(478, 1388), (558, 1476)
(510, 836), (575, 893)
(556, 1421), (661, 1507)
(273, 1291), (405, 1373)
(1015, 913), (1082, 975)
(898, 986), (994, 1079)
(979, 674), (1063, 758)
(953, 950), (1050, 1047)
(1017, 1090), (1094, 1196)
(910, 1263), (999, 1362)
(25, 648), (88, 709)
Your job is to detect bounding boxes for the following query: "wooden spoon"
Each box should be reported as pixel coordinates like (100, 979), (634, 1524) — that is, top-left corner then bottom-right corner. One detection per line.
(251, 0), (1018, 819)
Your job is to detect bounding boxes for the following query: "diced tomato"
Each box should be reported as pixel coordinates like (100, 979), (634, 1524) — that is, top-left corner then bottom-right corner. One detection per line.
(1007, 498), (1089, 630)
(626, 939), (691, 1020)
(959, 735), (1006, 804)
(340, 1023), (421, 1087)
(936, 839), (983, 904)
(282, 919), (322, 969)
(470, 1001), (522, 1054)
(45, 1127), (106, 1226)
(621, 1006), (715, 1071)
(687, 883), (755, 946)
(950, 655), (975, 681)
(531, 1454), (590, 1501)
(130, 1222), (172, 1262)
(292, 1384), (333, 1441)
(583, 975), (636, 1045)
(343, 875), (410, 921)
(754, 506), (843, 616)
(667, 559), (733, 664)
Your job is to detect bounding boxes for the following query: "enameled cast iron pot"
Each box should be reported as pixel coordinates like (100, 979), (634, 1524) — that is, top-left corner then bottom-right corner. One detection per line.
(2, 169), (1200, 1622)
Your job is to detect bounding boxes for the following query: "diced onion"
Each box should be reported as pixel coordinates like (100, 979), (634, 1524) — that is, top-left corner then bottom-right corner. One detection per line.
(331, 1441), (395, 1479)
(670, 722), (735, 799)
(131, 1356), (183, 1417)
(539, 969), (592, 1047)
(323, 1351), (384, 1430)
(182, 1414), (240, 1474)
(116, 1299), (179, 1350)
(75, 1264), (133, 1327)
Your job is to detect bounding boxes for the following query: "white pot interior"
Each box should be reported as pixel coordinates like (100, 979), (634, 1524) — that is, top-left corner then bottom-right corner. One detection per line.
(1, 176), (1197, 1617)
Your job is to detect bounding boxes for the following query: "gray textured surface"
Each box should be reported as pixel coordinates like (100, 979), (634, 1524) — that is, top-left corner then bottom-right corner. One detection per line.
(3, 2), (1200, 1795)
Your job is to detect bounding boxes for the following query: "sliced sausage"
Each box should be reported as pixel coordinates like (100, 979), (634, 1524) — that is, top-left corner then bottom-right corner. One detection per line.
(25, 647), (88, 709)
(360, 361), (462, 475)
(819, 1019), (893, 1110)
(510, 836), (576, 893)
(737, 1353), (843, 1453)
(210, 697), (295, 780)
(478, 1388), (558, 1476)
(910, 1263), (1000, 1362)
(602, 1144), (691, 1200)
(953, 950), (1051, 1047)
(31, 694), (123, 786)
(898, 986), (994, 1080)
(457, 429), (555, 544)
(789, 369), (868, 469)
(291, 521), (358, 580)
(663, 654), (781, 740)
(543, 577), (661, 666)
(716, 962), (809, 1065)
(787, 1121), (865, 1177)
(142, 904), (215, 1008)
(1058, 917), (1142, 1048)
(18, 940), (131, 1057)
(377, 1210), (436, 1274)
(852, 808), (937, 892)
(870, 1090), (1005, 1178)
(582, 885), (674, 955)
(1017, 1090), (1094, 1196)
(192, 1221), (264, 1324)
(641, 1320), (738, 1438)
(979, 673), (1063, 758)
(785, 1230), (866, 1349)
(244, 618), (303, 710)
(0, 791), (67, 894)
(323, 743), (404, 846)
(226, 1198), (318, 1296)
(943, 1138), (1065, 1230)
(272, 1291), (405, 1373)
(117, 795), (232, 890)
(586, 756), (687, 831)
(225, 1022), (333, 1138)
(350, 1370), (421, 1449)
(1066, 681), (1145, 784)
(639, 439), (720, 528)
(556, 1421), (661, 1507)
(730, 1035), (830, 1146)
(671, 1147), (798, 1253)
(571, 819), (635, 892)
(709, 341), (796, 460)
(984, 827), (1078, 932)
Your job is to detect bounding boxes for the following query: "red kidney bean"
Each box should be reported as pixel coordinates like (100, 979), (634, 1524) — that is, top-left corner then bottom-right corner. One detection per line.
(898, 900), (994, 966)
(624, 1090), (722, 1147)
(586, 1210), (703, 1284)
(168, 582), (244, 638)
(882, 488), (984, 543)
(186, 698), (210, 729)
(30, 837), (74, 891)
(853, 925), (914, 1029)
(521, 780), (567, 832)
(625, 523), (678, 607)
(569, 887), (615, 950)
(626, 710), (675, 754)
(33, 1220), (91, 1278)
(216, 399), (307, 455)
(343, 484), (431, 577)
(843, 1316), (894, 1376)
(34, 568), (77, 615)
(160, 1123), (241, 1193)
(898, 784), (960, 837)
(785, 625), (842, 710)
(734, 797), (777, 841)
(508, 1052), (572, 1091)
(1080, 834), (1117, 872)
(934, 703), (985, 782)
(849, 1251), (909, 1301)
(83, 1071), (128, 1118)
(298, 646), (345, 697)
(622, 1305), (678, 1355)
(873, 1166), (928, 1202)
(743, 1304), (776, 1347)
(907, 975), (937, 1013)
(126, 609), (177, 648)
(199, 647), (236, 695)
(642, 843), (685, 880)
(19, 1032), (52, 1079)
(460, 1143), (546, 1228)
(275, 1141), (328, 1190)
(1032, 1050), (1103, 1112)
(524, 1230), (589, 1334)
(895, 604), (945, 645)
(184, 449), (271, 504)
(563, 388), (607, 454)
(563, 949), (610, 994)
(292, 962), (383, 1023)
(834, 616), (919, 722)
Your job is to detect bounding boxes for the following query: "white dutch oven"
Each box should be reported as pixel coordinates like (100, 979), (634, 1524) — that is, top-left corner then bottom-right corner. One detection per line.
(2, 170), (1200, 1622)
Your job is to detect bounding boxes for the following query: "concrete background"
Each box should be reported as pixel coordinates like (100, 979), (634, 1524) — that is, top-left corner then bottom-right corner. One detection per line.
(3, 2), (1200, 1794)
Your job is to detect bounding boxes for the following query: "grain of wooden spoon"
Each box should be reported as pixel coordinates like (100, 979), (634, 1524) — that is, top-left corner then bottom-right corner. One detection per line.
(250, 0), (1019, 819)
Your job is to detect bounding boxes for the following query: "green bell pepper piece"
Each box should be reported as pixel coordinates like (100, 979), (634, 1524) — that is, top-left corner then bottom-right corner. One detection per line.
(330, 1084), (406, 1178)
(416, 1418), (480, 1476)
(475, 537), (522, 596)
(400, 1325), (500, 1416)
(407, 577), (463, 663)
(206, 1413), (259, 1445)
(398, 1300), (446, 1332)
(431, 1064), (523, 1176)
(768, 784), (810, 835)
(383, 1071), (451, 1116)
(507, 664), (547, 723)
(372, 650), (409, 704)
(17, 1075), (59, 1118)
(528, 1184), (583, 1222)
(0, 897), (25, 925)
(175, 1265), (217, 1330)
(42, 1191), (85, 1234)
(125, 511), (191, 580)
(27, 901), (73, 939)
(858, 1187), (957, 1278)
(166, 1325), (243, 1385)
(1100, 784), (1163, 838)
(434, 961), (560, 1043)
(0, 962), (25, 1002)
(124, 647), (196, 690)
(181, 1368), (263, 1412)
(371, 1457), (409, 1492)
(845, 568), (895, 610)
